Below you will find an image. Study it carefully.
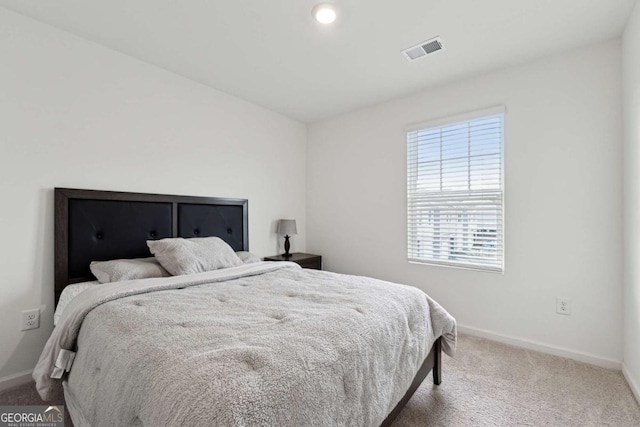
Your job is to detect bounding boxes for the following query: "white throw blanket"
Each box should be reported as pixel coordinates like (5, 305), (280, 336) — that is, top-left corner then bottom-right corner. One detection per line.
(34, 262), (456, 426)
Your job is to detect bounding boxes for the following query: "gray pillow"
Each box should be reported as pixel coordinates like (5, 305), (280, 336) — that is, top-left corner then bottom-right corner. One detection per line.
(90, 257), (170, 283)
(147, 237), (243, 276)
(236, 251), (261, 264)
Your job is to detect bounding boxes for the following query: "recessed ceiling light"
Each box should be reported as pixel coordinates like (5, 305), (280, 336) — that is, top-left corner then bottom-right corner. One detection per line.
(312, 3), (337, 24)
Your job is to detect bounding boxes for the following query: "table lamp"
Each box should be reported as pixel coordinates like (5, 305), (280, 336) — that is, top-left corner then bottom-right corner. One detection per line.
(277, 219), (297, 258)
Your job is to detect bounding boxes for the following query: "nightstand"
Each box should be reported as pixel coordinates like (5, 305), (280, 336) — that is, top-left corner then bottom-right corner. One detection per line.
(264, 253), (322, 270)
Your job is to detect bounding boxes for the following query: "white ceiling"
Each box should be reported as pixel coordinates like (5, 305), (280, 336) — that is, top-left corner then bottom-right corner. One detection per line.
(0, 0), (635, 122)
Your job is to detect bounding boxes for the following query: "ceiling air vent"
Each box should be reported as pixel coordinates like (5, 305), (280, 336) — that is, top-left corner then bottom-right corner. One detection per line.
(402, 37), (444, 62)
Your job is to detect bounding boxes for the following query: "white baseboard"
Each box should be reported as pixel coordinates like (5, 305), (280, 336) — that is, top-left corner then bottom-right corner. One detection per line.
(457, 324), (622, 370)
(0, 370), (33, 392)
(622, 363), (640, 405)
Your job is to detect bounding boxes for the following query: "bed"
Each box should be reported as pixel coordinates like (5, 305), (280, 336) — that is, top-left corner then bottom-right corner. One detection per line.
(34, 188), (456, 426)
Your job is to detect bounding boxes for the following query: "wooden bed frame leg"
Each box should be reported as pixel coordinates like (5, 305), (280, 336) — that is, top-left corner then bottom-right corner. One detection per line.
(433, 337), (442, 385)
(381, 336), (444, 426)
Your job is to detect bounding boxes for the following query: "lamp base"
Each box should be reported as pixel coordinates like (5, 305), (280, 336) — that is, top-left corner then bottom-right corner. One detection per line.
(283, 235), (292, 258)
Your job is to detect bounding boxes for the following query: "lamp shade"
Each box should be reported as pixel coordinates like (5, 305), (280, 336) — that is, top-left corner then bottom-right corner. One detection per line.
(277, 219), (297, 235)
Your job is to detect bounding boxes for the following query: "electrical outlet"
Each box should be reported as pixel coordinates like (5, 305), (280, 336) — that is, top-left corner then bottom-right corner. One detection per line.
(556, 298), (571, 315)
(20, 308), (40, 331)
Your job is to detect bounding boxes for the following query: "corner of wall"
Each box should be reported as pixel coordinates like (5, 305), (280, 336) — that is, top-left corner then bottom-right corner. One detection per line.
(622, 0), (640, 404)
(623, 363), (640, 404)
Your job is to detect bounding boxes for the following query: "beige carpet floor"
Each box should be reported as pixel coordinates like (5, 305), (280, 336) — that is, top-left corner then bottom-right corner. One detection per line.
(1, 334), (639, 426)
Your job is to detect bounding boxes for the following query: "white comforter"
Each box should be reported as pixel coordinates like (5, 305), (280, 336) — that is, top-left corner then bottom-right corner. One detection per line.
(34, 262), (456, 426)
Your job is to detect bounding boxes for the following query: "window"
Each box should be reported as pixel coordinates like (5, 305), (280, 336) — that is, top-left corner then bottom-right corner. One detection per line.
(407, 107), (504, 272)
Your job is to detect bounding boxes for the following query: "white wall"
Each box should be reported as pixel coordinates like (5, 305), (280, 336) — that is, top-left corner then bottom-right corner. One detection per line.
(307, 41), (623, 365)
(0, 8), (307, 381)
(623, 1), (640, 401)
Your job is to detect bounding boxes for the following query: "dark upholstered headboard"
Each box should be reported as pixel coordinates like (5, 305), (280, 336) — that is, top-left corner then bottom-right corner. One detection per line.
(54, 188), (248, 304)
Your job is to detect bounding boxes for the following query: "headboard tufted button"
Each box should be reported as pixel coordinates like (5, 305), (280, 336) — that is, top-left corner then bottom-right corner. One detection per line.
(227, 228), (233, 234)
(193, 229), (200, 236)
(149, 231), (157, 238)
(96, 233), (104, 240)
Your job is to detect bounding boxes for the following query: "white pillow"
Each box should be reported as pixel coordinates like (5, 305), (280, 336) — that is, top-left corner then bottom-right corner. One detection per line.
(54, 281), (97, 326)
(147, 237), (242, 276)
(90, 257), (170, 283)
(236, 251), (261, 264)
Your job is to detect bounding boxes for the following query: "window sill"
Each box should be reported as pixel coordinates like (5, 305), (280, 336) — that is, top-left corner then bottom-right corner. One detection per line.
(408, 259), (504, 274)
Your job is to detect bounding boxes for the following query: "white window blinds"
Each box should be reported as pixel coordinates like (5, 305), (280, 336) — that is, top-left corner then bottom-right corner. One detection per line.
(407, 108), (504, 272)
